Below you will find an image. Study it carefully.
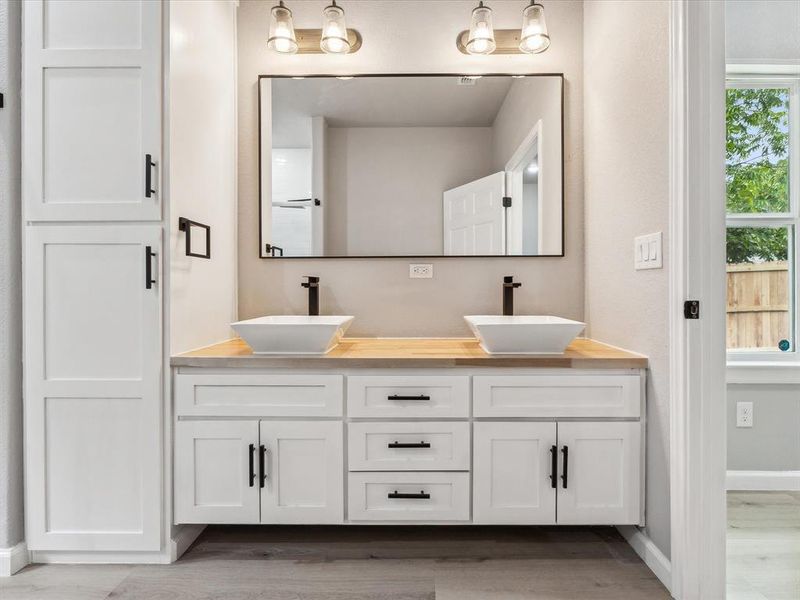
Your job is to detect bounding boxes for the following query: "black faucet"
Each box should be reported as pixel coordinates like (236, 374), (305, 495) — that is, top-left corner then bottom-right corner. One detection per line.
(502, 276), (522, 316)
(301, 276), (320, 316)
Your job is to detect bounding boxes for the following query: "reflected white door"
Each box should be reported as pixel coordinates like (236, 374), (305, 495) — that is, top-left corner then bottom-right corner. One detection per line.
(473, 422), (557, 524)
(260, 421), (343, 524)
(556, 422), (641, 525)
(443, 172), (506, 255)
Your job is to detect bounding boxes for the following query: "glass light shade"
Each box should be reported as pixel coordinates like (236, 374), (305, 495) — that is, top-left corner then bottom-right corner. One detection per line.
(465, 2), (496, 55)
(267, 1), (298, 55)
(320, 2), (351, 54)
(519, 3), (550, 54)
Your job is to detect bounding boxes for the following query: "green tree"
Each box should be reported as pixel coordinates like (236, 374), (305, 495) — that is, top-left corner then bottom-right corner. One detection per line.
(726, 87), (789, 264)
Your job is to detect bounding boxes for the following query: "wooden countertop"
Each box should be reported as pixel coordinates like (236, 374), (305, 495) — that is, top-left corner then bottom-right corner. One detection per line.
(171, 337), (647, 369)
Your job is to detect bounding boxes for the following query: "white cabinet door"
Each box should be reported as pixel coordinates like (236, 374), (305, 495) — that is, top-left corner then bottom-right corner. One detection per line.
(259, 421), (343, 524)
(556, 422), (641, 525)
(473, 422), (557, 524)
(23, 0), (161, 221)
(174, 421), (260, 525)
(24, 225), (162, 550)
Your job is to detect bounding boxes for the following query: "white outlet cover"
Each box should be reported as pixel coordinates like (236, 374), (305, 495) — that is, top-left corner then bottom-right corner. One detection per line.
(409, 263), (433, 279)
(736, 401), (753, 428)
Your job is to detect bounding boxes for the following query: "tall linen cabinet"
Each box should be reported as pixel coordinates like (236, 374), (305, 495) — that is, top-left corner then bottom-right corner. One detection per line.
(22, 0), (165, 556)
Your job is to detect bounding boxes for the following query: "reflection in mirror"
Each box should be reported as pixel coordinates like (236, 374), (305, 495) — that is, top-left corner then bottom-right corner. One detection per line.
(259, 74), (564, 258)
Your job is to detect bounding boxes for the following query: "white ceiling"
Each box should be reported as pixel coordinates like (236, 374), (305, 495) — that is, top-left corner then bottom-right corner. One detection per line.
(271, 75), (519, 147)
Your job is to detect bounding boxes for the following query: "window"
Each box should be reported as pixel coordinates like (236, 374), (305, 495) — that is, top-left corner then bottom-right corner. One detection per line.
(726, 77), (799, 361)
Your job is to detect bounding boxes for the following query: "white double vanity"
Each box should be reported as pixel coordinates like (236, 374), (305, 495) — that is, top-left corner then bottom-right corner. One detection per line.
(172, 337), (646, 528)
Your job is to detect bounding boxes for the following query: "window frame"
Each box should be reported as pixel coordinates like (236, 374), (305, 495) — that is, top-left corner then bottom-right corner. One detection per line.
(725, 75), (800, 365)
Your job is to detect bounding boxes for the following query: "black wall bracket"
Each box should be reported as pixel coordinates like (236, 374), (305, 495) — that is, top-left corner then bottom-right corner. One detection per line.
(178, 217), (211, 259)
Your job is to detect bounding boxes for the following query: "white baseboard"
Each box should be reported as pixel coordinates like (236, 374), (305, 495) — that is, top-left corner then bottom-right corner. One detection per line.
(0, 542), (30, 576)
(170, 524), (205, 562)
(726, 470), (800, 491)
(616, 526), (672, 594)
(30, 549), (173, 565)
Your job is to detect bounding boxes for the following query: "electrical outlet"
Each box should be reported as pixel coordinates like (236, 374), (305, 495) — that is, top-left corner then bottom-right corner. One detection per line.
(736, 401), (753, 428)
(409, 263), (433, 279)
(634, 232), (663, 270)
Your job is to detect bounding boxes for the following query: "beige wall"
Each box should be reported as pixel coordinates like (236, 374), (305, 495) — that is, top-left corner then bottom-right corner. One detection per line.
(237, 0), (584, 336)
(326, 126), (493, 256)
(583, 1), (671, 557)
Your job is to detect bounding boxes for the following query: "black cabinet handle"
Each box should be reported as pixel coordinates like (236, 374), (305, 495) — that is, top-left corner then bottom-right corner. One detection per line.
(248, 444), (256, 488)
(388, 441), (431, 449)
(145, 246), (156, 289)
(145, 154), (156, 198)
(388, 490), (430, 499)
(387, 395), (430, 401)
(561, 446), (569, 489)
(550, 445), (558, 489)
(259, 445), (267, 488)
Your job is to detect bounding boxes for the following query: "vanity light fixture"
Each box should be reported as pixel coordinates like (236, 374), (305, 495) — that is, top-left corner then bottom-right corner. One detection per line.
(465, 1), (497, 55)
(321, 1), (351, 54)
(519, 1), (550, 54)
(267, 1), (298, 54)
(456, 0), (551, 55)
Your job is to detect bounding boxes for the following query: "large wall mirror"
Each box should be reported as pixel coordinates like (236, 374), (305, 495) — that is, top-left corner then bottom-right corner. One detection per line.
(258, 74), (564, 258)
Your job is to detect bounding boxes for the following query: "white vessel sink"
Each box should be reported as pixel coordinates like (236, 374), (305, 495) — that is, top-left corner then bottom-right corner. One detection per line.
(464, 315), (586, 355)
(231, 315), (354, 355)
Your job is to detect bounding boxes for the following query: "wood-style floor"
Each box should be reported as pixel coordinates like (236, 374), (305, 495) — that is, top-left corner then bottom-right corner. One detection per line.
(727, 491), (800, 600)
(1, 526), (669, 599)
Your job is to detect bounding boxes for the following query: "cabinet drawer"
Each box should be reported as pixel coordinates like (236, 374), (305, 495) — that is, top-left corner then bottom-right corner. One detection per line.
(348, 422), (470, 471)
(347, 376), (469, 418)
(348, 472), (470, 521)
(473, 375), (640, 418)
(175, 374), (343, 417)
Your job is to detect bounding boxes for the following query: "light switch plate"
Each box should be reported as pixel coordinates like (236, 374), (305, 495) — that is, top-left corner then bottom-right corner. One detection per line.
(409, 263), (433, 279)
(736, 401), (753, 428)
(634, 232), (663, 270)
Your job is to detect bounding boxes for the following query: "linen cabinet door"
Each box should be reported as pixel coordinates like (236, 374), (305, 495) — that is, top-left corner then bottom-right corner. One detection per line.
(473, 422), (557, 524)
(23, 0), (161, 221)
(259, 421), (343, 524)
(556, 422), (641, 525)
(174, 421), (260, 524)
(24, 226), (162, 550)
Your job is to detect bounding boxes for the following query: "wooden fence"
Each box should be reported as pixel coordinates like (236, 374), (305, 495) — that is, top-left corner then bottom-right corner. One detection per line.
(727, 261), (790, 350)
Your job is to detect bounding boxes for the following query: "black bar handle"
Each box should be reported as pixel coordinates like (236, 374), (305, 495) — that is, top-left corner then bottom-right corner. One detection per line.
(561, 446), (569, 489)
(387, 395), (431, 401)
(145, 246), (156, 289)
(145, 154), (156, 198)
(259, 445), (267, 488)
(550, 445), (558, 489)
(388, 441), (431, 449)
(248, 444), (256, 487)
(388, 490), (430, 499)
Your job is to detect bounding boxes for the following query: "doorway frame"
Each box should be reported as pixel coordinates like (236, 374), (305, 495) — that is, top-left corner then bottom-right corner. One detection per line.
(668, 1), (728, 598)
(505, 120), (544, 255)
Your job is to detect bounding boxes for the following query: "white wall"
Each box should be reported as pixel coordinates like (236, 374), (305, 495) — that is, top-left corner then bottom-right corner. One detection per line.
(169, 0), (239, 354)
(725, 0), (800, 474)
(237, 0), (584, 336)
(492, 76), (562, 254)
(583, 0), (671, 558)
(326, 126), (493, 256)
(0, 0), (23, 551)
(725, 0), (800, 65)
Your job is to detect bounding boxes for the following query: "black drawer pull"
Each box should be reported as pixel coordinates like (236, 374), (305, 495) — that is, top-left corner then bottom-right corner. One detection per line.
(145, 246), (157, 289)
(387, 394), (430, 401)
(388, 441), (431, 449)
(388, 490), (430, 499)
(550, 445), (558, 489)
(145, 154), (156, 198)
(259, 444), (267, 488)
(561, 445), (569, 489)
(248, 444), (256, 487)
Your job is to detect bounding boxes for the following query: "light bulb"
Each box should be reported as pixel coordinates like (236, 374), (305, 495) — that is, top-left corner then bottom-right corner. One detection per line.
(321, 1), (351, 54)
(267, 1), (298, 55)
(519, 2), (550, 54)
(465, 2), (496, 55)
